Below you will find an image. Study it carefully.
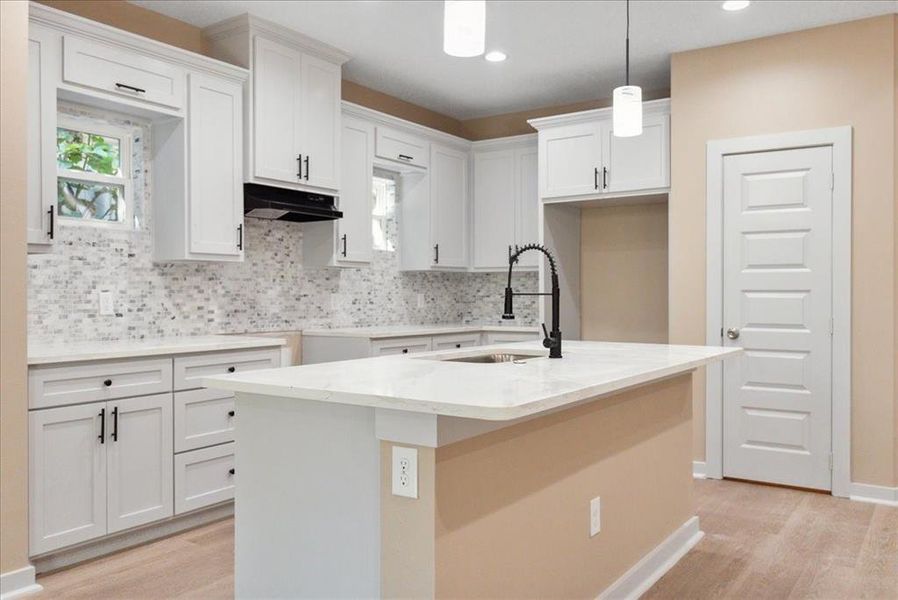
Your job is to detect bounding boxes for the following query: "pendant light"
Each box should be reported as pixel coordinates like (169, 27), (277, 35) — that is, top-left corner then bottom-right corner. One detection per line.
(443, 1), (486, 58)
(613, 0), (642, 137)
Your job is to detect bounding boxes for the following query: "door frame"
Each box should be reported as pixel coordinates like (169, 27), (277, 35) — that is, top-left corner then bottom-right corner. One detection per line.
(704, 127), (852, 497)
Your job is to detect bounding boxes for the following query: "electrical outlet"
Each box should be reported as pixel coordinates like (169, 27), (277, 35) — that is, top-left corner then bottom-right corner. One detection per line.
(416, 293), (425, 309)
(98, 290), (115, 316)
(330, 292), (339, 311)
(590, 496), (601, 537)
(391, 446), (418, 499)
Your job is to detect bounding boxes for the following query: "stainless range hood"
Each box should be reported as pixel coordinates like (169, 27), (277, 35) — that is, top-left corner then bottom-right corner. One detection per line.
(243, 183), (342, 222)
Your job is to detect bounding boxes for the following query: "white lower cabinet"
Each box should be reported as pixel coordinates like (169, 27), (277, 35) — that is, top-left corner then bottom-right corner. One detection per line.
(174, 389), (236, 453)
(483, 331), (540, 345)
(174, 442), (235, 515)
(371, 336), (433, 356)
(106, 394), (173, 534)
(432, 332), (482, 351)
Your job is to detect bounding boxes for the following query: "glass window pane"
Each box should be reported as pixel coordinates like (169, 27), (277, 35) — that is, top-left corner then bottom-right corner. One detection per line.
(372, 175), (396, 252)
(57, 178), (124, 222)
(57, 127), (122, 176)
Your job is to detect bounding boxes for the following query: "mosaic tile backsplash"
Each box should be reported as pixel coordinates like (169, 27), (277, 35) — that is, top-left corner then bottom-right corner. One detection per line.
(28, 104), (537, 344)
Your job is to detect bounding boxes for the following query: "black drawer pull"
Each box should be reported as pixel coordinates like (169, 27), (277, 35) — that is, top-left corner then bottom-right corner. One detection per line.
(401, 348), (409, 354)
(398, 154), (413, 161)
(228, 410), (236, 417)
(103, 379), (112, 387)
(227, 366), (236, 373)
(455, 343), (461, 348)
(228, 468), (235, 476)
(114, 82), (146, 94)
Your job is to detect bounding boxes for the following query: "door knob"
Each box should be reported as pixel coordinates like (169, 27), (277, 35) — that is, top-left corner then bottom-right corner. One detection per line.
(726, 328), (740, 340)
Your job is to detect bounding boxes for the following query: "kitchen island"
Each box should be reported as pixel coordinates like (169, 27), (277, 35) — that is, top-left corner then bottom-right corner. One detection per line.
(204, 341), (739, 599)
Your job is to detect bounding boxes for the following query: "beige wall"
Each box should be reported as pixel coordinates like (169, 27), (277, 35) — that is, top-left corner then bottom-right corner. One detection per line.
(1, 0), (31, 575)
(580, 203), (669, 343)
(434, 375), (693, 598)
(342, 80), (467, 138)
(670, 15), (898, 486)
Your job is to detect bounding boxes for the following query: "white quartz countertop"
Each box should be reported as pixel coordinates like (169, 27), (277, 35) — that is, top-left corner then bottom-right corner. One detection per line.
(203, 341), (740, 421)
(28, 335), (287, 365)
(301, 324), (539, 339)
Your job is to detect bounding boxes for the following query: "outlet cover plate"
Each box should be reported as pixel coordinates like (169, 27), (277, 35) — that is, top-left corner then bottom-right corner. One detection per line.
(391, 445), (418, 499)
(590, 496), (601, 537)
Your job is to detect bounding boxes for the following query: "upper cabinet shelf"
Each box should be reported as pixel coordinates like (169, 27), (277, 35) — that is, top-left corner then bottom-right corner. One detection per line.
(204, 14), (350, 195)
(528, 99), (670, 204)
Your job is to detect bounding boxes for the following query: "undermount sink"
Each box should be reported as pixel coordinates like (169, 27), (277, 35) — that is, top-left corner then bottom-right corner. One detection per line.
(438, 352), (543, 364)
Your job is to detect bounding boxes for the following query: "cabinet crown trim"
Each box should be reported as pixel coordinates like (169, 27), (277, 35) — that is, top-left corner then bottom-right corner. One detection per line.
(528, 98), (670, 130)
(342, 101), (471, 152)
(203, 14), (351, 65)
(29, 3), (248, 83)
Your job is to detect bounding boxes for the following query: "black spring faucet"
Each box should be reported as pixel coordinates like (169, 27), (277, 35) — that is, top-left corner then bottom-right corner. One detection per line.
(503, 243), (562, 359)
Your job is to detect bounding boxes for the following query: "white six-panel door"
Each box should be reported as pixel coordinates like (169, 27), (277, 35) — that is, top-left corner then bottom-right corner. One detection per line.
(722, 146), (833, 490)
(107, 394), (173, 533)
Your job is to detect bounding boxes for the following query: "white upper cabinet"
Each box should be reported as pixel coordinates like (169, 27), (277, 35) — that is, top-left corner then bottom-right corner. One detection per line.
(187, 73), (244, 259)
(375, 127), (430, 170)
(601, 112), (670, 193)
(27, 24), (58, 253)
(472, 139), (539, 271)
(430, 144), (468, 268)
(205, 15), (350, 194)
(303, 115), (374, 267)
(530, 99), (670, 202)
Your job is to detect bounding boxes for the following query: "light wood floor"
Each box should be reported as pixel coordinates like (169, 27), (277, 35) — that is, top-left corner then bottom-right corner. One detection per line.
(37, 478), (897, 599)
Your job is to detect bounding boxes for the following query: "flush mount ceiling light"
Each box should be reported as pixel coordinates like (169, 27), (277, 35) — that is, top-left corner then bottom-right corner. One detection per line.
(485, 50), (507, 62)
(443, 0), (485, 57)
(613, 0), (642, 137)
(721, 1), (751, 11)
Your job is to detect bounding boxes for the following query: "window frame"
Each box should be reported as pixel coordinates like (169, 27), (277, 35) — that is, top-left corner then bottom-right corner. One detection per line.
(372, 168), (398, 253)
(56, 115), (133, 229)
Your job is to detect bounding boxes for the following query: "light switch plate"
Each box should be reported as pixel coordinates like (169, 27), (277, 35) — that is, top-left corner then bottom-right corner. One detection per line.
(391, 445), (418, 499)
(590, 496), (601, 537)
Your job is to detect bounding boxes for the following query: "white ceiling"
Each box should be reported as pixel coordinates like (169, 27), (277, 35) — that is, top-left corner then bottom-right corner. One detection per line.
(131, 0), (898, 120)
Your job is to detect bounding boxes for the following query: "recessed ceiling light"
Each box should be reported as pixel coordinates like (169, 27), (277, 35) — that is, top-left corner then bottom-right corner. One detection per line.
(721, 1), (750, 11)
(485, 50), (507, 62)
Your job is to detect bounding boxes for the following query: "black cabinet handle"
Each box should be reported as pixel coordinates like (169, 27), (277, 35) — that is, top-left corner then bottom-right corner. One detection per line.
(114, 82), (146, 94)
(228, 468), (235, 476)
(47, 206), (54, 240)
(237, 224), (243, 251)
(99, 408), (105, 444)
(434, 244), (439, 264)
(111, 406), (119, 442)
(296, 154), (302, 178)
(227, 366), (236, 373)
(594, 167), (598, 189)
(304, 155), (309, 180)
(341, 234), (347, 257)
(228, 410), (236, 417)
(401, 348), (409, 354)
(603, 167), (608, 189)
(398, 154), (413, 161)
(455, 343), (461, 348)
(103, 379), (112, 387)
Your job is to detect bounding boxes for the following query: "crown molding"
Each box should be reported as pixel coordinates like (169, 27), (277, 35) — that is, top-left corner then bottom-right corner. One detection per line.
(527, 98), (670, 130)
(203, 14), (351, 65)
(470, 133), (537, 151)
(29, 3), (248, 82)
(342, 101), (471, 151)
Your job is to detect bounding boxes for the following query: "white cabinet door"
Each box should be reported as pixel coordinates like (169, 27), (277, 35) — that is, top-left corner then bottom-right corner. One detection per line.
(516, 147), (540, 267)
(174, 389), (236, 453)
(300, 54), (341, 191)
(253, 36), (302, 184)
(106, 394), (173, 533)
(430, 144), (468, 268)
(30, 404), (107, 555)
(375, 127), (429, 169)
(187, 72), (244, 258)
(473, 149), (516, 270)
(601, 113), (670, 193)
(539, 122), (602, 199)
(174, 442), (235, 515)
(27, 26), (58, 252)
(337, 117), (373, 263)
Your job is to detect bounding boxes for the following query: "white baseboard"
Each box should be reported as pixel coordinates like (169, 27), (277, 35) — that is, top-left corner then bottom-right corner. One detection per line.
(0, 566), (42, 600)
(597, 516), (703, 600)
(849, 482), (898, 507)
(692, 461), (707, 479)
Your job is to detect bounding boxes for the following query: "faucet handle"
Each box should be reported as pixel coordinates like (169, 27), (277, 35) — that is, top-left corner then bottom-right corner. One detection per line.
(541, 323), (550, 340)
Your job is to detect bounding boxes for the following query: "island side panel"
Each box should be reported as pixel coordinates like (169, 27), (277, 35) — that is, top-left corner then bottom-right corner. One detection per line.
(433, 374), (695, 599)
(234, 393), (381, 599)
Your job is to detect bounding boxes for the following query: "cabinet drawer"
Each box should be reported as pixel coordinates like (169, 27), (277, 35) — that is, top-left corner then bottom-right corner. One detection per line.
(370, 336), (432, 356)
(63, 36), (185, 110)
(173, 347), (281, 391)
(174, 389), (236, 453)
(483, 331), (540, 345)
(375, 127), (429, 169)
(29, 358), (173, 409)
(431, 332), (482, 351)
(174, 443), (235, 514)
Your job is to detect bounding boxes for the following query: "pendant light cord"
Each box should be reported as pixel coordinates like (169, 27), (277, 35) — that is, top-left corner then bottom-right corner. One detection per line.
(625, 0), (630, 86)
